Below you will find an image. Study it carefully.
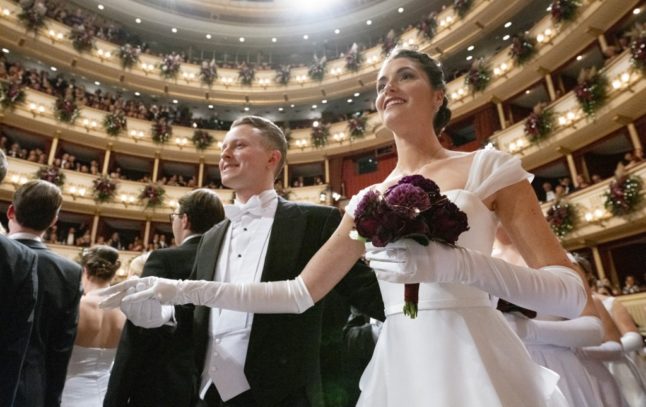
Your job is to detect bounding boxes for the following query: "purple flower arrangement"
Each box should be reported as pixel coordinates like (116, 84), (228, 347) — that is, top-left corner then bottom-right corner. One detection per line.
(69, 24), (94, 53)
(347, 114), (368, 141)
(151, 118), (172, 144)
(604, 174), (643, 216)
(509, 33), (537, 66)
(200, 59), (218, 87)
(453, 0), (474, 19)
(308, 56), (327, 81)
(381, 29), (400, 56)
(546, 202), (576, 238)
(417, 11), (438, 41)
(118, 44), (141, 70)
(275, 65), (291, 86)
(523, 108), (554, 143)
(36, 165), (65, 187)
(345, 43), (363, 73)
(574, 67), (608, 117)
(18, 0), (47, 33)
(192, 129), (214, 150)
(103, 110), (127, 136)
(0, 80), (26, 111)
(54, 96), (80, 123)
(628, 23), (646, 73)
(139, 183), (166, 209)
(92, 175), (117, 203)
(352, 175), (469, 318)
(310, 123), (330, 148)
(464, 59), (492, 94)
(159, 52), (183, 80)
(550, 0), (581, 24)
(238, 63), (255, 86)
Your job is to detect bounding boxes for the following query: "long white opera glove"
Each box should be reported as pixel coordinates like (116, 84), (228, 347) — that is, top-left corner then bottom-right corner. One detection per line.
(365, 240), (586, 319)
(505, 314), (603, 348)
(621, 331), (644, 353)
(577, 341), (624, 361)
(100, 276), (314, 314)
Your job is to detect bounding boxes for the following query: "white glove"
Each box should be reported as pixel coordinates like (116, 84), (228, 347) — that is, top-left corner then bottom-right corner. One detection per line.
(505, 314), (603, 347)
(365, 240), (586, 319)
(577, 340), (623, 361)
(621, 331), (644, 353)
(100, 276), (314, 314)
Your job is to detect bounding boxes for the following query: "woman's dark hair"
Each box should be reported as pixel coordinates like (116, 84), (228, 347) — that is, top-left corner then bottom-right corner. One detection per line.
(388, 48), (452, 135)
(81, 245), (121, 281)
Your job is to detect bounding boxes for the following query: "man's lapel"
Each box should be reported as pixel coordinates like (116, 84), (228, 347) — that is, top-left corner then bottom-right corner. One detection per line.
(196, 219), (230, 281)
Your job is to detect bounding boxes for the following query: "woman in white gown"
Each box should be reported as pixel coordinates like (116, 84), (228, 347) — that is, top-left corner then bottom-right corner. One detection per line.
(62, 245), (125, 407)
(101, 49), (595, 406)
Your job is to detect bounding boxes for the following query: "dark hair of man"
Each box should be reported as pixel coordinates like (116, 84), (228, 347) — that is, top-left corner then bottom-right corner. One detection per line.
(81, 245), (121, 281)
(230, 115), (288, 179)
(13, 180), (63, 232)
(0, 149), (7, 183)
(388, 48), (452, 135)
(178, 188), (225, 234)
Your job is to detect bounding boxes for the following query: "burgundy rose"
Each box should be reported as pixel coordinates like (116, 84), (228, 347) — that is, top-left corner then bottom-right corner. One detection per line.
(385, 183), (431, 219)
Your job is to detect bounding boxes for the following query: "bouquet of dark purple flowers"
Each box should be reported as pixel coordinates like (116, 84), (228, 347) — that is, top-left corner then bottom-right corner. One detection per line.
(139, 183), (166, 209)
(509, 33), (537, 66)
(192, 129), (214, 150)
(200, 59), (218, 87)
(465, 59), (492, 94)
(453, 0), (474, 19)
(347, 113), (368, 141)
(103, 110), (127, 136)
(0, 80), (26, 110)
(574, 67), (607, 117)
(311, 123), (329, 148)
(54, 96), (80, 123)
(352, 175), (469, 318)
(18, 0), (47, 33)
(238, 63), (255, 86)
(523, 107), (554, 143)
(546, 201), (576, 239)
(92, 175), (117, 203)
(275, 65), (291, 86)
(627, 23), (646, 73)
(36, 165), (65, 186)
(69, 24), (94, 53)
(118, 44), (141, 70)
(159, 52), (183, 80)
(308, 55), (327, 81)
(151, 117), (172, 144)
(604, 173), (643, 216)
(550, 0), (581, 24)
(345, 43), (363, 72)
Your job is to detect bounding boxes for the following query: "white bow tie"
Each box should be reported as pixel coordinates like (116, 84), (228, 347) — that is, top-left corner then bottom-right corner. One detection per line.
(226, 196), (265, 223)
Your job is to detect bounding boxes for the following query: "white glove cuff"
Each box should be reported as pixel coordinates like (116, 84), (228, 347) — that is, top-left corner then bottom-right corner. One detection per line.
(621, 331), (644, 353)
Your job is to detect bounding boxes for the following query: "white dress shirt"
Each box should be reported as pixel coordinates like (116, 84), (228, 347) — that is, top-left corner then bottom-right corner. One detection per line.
(200, 189), (278, 401)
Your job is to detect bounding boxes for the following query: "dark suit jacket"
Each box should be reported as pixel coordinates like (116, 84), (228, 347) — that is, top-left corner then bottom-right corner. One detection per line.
(0, 236), (38, 407)
(14, 239), (82, 407)
(104, 238), (201, 407)
(192, 198), (384, 407)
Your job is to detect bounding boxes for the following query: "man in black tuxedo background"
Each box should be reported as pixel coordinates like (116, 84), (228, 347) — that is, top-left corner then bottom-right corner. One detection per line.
(0, 150), (39, 407)
(104, 189), (224, 407)
(7, 180), (83, 406)
(118, 116), (384, 407)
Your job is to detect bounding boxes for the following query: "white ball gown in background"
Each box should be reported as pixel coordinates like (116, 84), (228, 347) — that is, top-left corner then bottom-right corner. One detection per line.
(346, 149), (568, 407)
(61, 345), (117, 407)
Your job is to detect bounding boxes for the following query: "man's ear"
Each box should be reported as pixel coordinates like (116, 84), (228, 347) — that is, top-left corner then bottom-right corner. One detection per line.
(181, 214), (191, 231)
(7, 204), (15, 220)
(267, 150), (282, 170)
(48, 214), (59, 229)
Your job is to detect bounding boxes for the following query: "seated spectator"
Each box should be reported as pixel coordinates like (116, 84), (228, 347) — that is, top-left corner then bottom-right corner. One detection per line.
(622, 275), (641, 295)
(65, 227), (76, 246)
(542, 182), (555, 202)
(591, 174), (602, 184)
(559, 177), (572, 194)
(626, 148), (643, 169)
(574, 174), (590, 191)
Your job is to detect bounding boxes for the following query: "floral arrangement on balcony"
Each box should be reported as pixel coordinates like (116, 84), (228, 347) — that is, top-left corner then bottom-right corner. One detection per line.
(523, 103), (554, 143)
(550, 0), (581, 24)
(417, 11), (438, 41)
(382, 29), (400, 56)
(36, 165), (65, 187)
(546, 201), (576, 239)
(311, 123), (330, 148)
(54, 96), (80, 123)
(308, 55), (327, 81)
(118, 44), (141, 70)
(69, 24), (94, 53)
(238, 63), (255, 86)
(139, 183), (166, 209)
(275, 65), (291, 86)
(627, 23), (646, 73)
(103, 110), (127, 136)
(92, 175), (117, 203)
(604, 169), (643, 216)
(509, 33), (537, 65)
(151, 117), (172, 144)
(0, 80), (26, 111)
(192, 129), (214, 150)
(347, 113), (368, 141)
(18, 0), (48, 33)
(453, 0), (474, 19)
(199, 59), (218, 87)
(574, 67), (608, 117)
(345, 43), (363, 72)
(464, 59), (492, 94)
(158, 52), (183, 80)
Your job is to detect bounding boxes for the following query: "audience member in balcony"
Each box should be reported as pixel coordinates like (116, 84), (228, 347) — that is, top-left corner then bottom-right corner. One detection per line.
(315, 176), (324, 185)
(76, 230), (91, 248)
(559, 177), (572, 194)
(108, 232), (123, 250)
(542, 181), (556, 202)
(574, 174), (591, 191)
(7, 180), (83, 406)
(621, 275), (641, 295)
(65, 227), (77, 246)
(591, 174), (603, 184)
(129, 236), (144, 252)
(626, 148), (643, 169)
(554, 184), (566, 202)
(44, 224), (59, 244)
(61, 245), (125, 407)
(158, 234), (168, 249)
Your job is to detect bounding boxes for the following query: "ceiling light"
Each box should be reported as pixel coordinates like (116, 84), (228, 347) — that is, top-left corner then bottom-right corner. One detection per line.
(354, 92), (360, 97)
(244, 106), (250, 112)
(290, 104), (295, 108)
(1, 48), (9, 54)
(466, 55), (473, 61)
(97, 4), (104, 10)
(312, 104), (317, 109)
(239, 37), (245, 42)
(135, 18), (141, 24)
(272, 37), (277, 43)
(278, 107), (284, 112)
(366, 20), (372, 25)
(303, 34), (309, 40)
(576, 55), (583, 61)
(205, 34), (212, 39)
(313, 121), (319, 127)
(504, 21), (512, 28)
(347, 98), (353, 103)
(171, 28), (177, 33)
(467, 45), (474, 51)
(546, 6), (552, 11)
(94, 81), (100, 86)
(208, 104), (214, 109)
(398, 7), (404, 13)
(525, 90), (531, 94)
(50, 66), (57, 71)
(134, 91), (141, 96)
(634, 8), (641, 14)
(172, 99), (178, 104)
(502, 34), (510, 41)
(334, 29), (340, 34)
(322, 99), (327, 104)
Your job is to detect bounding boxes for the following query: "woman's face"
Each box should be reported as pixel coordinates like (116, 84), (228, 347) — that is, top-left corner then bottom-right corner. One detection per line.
(375, 57), (442, 131)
